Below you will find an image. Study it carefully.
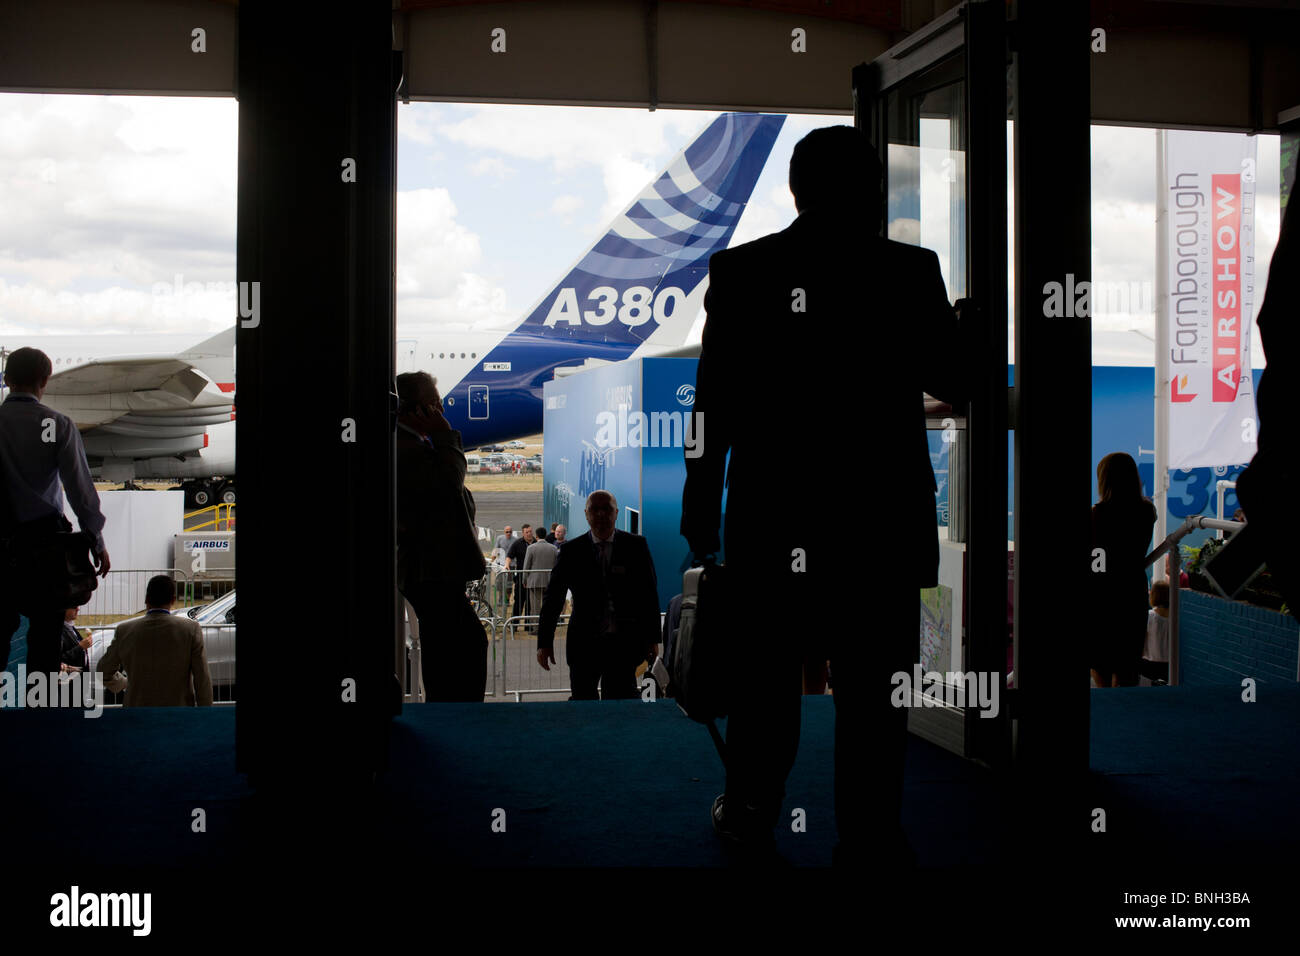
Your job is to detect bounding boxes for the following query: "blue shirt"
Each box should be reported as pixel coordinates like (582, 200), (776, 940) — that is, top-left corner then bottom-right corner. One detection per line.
(0, 392), (106, 551)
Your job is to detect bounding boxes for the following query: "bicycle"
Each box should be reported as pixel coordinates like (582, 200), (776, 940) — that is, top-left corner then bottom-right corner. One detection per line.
(466, 575), (495, 620)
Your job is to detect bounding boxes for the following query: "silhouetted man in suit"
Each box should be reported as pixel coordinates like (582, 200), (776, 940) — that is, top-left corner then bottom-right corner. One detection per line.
(537, 491), (660, 700)
(0, 347), (110, 678)
(681, 125), (968, 865)
(395, 371), (488, 702)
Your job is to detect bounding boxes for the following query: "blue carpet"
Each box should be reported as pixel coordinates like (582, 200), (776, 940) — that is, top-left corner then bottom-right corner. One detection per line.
(0, 696), (1006, 869)
(1087, 683), (1300, 865)
(1, 686), (1295, 872)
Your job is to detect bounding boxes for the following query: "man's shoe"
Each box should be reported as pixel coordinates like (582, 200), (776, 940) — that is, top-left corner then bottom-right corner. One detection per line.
(711, 794), (780, 860)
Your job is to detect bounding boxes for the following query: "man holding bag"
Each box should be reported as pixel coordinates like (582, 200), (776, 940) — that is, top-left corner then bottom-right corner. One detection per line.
(0, 347), (110, 679)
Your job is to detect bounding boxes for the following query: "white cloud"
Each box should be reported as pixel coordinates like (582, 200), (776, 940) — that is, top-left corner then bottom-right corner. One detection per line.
(729, 182), (795, 247)
(550, 193), (583, 222)
(395, 188), (511, 327)
(0, 93), (236, 335)
(597, 155), (656, 225)
(470, 156), (515, 179)
(398, 105), (439, 145)
(888, 218), (921, 245)
(437, 104), (705, 232)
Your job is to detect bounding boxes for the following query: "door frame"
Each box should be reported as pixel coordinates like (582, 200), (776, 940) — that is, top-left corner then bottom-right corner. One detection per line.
(853, 0), (1010, 768)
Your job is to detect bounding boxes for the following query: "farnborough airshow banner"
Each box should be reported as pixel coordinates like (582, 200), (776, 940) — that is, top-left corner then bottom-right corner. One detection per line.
(1163, 130), (1259, 469)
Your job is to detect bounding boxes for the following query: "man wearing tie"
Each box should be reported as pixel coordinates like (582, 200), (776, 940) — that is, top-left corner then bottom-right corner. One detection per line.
(537, 491), (660, 700)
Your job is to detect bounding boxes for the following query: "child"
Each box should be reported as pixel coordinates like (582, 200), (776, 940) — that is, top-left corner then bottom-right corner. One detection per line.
(1141, 579), (1170, 685)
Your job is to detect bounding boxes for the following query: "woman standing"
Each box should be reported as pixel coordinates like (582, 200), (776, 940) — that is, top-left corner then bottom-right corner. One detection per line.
(1090, 452), (1157, 687)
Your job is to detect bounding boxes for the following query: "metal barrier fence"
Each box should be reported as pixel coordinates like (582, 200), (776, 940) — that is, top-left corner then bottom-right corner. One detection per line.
(79, 568), (195, 625)
(403, 597), (500, 703)
(498, 614), (572, 700)
(481, 566), (556, 623)
(81, 569), (650, 707)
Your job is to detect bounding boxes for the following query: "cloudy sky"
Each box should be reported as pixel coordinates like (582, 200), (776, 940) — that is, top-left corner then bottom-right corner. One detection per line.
(0, 94), (1284, 367)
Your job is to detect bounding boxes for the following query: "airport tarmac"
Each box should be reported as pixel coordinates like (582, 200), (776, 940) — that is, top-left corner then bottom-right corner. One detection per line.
(473, 490), (543, 542)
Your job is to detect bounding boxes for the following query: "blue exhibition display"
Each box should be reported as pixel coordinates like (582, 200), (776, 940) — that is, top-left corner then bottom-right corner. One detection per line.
(543, 356), (705, 612)
(546, 358), (1259, 614)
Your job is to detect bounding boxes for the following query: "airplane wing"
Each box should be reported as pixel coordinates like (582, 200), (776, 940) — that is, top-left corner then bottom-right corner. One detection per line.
(43, 356), (234, 460)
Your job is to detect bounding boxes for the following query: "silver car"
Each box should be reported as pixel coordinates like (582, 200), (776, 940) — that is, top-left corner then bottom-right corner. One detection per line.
(85, 590), (418, 702)
(86, 590), (238, 693)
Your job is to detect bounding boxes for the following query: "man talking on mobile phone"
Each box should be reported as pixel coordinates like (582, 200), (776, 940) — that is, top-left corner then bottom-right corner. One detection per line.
(394, 371), (487, 702)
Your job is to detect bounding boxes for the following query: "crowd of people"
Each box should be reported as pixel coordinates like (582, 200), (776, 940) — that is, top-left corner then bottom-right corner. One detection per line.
(485, 521), (567, 623)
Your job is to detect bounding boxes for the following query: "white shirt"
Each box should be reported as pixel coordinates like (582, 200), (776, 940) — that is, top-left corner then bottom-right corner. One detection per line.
(1144, 609), (1169, 663)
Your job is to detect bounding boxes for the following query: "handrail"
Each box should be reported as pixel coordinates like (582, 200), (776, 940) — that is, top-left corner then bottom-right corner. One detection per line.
(1143, 515), (1246, 687)
(1215, 481), (1238, 539)
(184, 503), (235, 532)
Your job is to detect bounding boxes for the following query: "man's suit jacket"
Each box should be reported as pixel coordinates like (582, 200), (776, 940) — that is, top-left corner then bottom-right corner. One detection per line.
(395, 426), (486, 591)
(522, 539), (559, 589)
(98, 611), (213, 706)
(59, 622), (88, 670)
(680, 207), (968, 588)
(538, 530), (660, 662)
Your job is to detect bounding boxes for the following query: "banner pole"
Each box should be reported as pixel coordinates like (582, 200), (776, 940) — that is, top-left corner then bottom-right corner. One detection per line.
(1154, 129), (1170, 581)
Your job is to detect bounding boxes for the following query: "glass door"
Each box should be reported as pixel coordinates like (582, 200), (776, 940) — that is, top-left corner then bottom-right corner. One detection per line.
(854, 0), (1009, 767)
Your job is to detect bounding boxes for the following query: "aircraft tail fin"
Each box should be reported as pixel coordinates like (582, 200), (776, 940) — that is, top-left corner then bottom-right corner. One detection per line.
(182, 326), (236, 391)
(498, 112), (785, 354)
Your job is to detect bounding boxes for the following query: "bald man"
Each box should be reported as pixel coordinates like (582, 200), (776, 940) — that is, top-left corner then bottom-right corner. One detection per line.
(537, 491), (660, 700)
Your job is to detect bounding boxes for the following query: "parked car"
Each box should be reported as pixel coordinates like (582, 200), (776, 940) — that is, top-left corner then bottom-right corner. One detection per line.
(86, 589), (238, 692)
(506, 440), (526, 449)
(84, 590), (418, 702)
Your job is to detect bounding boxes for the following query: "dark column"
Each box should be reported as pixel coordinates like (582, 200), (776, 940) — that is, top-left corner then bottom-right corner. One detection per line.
(235, 4), (397, 789)
(963, 0), (1010, 770)
(1011, 0), (1091, 863)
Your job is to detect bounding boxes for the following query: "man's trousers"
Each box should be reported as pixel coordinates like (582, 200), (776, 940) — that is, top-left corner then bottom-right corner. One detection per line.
(402, 580), (487, 702)
(721, 567), (918, 854)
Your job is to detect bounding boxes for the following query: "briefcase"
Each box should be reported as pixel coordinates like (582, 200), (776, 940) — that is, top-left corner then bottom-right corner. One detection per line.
(4, 530), (99, 611)
(671, 561), (731, 762)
